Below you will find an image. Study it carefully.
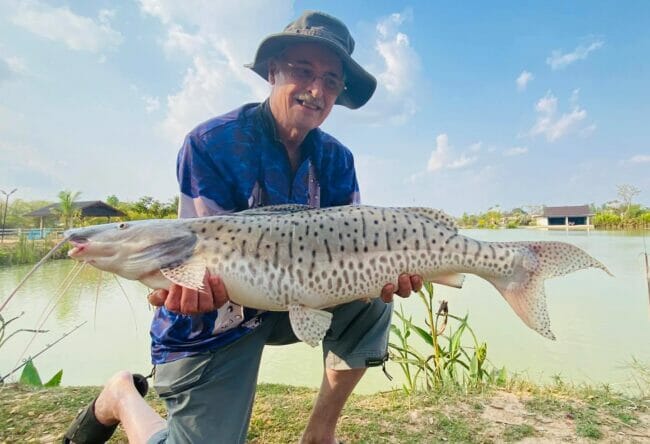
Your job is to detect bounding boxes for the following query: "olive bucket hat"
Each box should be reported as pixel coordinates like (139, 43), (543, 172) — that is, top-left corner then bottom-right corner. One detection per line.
(246, 11), (377, 109)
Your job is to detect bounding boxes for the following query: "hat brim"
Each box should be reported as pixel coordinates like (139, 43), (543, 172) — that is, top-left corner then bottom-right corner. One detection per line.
(245, 33), (377, 110)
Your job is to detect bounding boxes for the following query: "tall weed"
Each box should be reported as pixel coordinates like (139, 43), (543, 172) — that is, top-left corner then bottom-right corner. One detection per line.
(389, 281), (506, 393)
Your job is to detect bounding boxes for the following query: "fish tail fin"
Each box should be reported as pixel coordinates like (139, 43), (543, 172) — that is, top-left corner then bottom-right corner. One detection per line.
(484, 241), (611, 340)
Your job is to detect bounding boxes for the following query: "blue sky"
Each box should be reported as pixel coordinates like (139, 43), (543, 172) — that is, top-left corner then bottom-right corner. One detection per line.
(1, 1), (648, 215)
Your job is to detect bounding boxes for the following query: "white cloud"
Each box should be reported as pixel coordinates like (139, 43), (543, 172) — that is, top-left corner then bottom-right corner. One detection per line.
(143, 96), (160, 113)
(535, 93), (557, 114)
(164, 24), (206, 56)
(623, 154), (650, 164)
(427, 134), (451, 172)
(579, 123), (597, 138)
(98, 9), (115, 24)
(0, 55), (28, 84)
(469, 141), (483, 152)
(546, 40), (604, 70)
(376, 11), (418, 95)
(516, 70), (533, 91)
(138, 0), (292, 141)
(530, 91), (590, 142)
(5, 56), (27, 75)
(11, 1), (122, 53)
(426, 134), (477, 172)
(504, 146), (528, 156)
(372, 11), (420, 124)
(345, 10), (421, 126)
(448, 154), (477, 169)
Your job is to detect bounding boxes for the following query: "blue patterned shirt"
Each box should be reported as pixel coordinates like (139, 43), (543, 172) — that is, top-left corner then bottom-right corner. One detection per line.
(150, 101), (360, 364)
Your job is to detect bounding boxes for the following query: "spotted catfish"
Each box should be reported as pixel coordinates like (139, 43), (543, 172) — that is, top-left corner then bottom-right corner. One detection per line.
(65, 205), (611, 346)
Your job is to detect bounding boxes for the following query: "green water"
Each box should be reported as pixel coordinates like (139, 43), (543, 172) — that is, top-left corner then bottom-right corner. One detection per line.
(1, 229), (648, 394)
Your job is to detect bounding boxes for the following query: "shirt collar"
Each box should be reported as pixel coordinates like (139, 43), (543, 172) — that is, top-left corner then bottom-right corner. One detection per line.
(258, 99), (282, 144)
(257, 99), (318, 158)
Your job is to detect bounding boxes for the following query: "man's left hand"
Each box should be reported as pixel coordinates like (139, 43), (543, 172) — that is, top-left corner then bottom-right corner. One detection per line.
(380, 274), (423, 303)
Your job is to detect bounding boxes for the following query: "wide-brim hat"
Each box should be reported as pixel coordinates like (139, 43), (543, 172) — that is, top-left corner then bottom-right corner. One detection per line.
(245, 11), (377, 110)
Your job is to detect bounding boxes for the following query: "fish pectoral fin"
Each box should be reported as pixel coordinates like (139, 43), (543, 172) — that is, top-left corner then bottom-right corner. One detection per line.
(160, 260), (207, 291)
(430, 273), (466, 289)
(288, 304), (333, 347)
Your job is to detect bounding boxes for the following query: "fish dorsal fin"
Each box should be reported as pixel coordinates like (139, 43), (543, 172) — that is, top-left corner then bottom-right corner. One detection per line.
(288, 304), (333, 347)
(404, 207), (458, 232)
(160, 258), (207, 291)
(235, 204), (314, 216)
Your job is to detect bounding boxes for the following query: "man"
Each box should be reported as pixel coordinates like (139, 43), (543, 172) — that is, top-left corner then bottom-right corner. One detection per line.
(64, 11), (421, 444)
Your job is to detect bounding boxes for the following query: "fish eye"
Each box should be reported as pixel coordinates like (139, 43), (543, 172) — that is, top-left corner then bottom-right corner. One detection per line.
(118, 222), (128, 230)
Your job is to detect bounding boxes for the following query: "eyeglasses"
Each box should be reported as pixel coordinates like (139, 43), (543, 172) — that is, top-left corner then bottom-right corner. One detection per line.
(281, 61), (346, 95)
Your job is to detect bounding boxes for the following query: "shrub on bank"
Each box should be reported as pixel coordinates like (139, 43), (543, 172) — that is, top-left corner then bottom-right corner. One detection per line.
(0, 235), (70, 267)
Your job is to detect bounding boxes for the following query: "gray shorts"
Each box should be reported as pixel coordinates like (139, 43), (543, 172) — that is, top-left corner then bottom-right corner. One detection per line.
(147, 299), (392, 444)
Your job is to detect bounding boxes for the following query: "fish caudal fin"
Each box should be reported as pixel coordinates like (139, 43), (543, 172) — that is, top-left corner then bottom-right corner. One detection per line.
(484, 241), (612, 340)
(288, 304), (333, 347)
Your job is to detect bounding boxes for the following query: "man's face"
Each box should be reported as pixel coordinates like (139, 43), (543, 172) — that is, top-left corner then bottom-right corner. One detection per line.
(268, 43), (344, 134)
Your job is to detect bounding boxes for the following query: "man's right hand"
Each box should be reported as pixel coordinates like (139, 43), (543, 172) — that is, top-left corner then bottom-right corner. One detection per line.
(147, 274), (230, 315)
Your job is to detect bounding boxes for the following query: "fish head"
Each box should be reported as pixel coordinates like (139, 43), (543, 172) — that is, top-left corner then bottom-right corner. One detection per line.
(65, 220), (197, 281)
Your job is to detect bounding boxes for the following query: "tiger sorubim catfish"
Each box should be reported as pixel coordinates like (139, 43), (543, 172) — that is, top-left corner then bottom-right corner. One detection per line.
(64, 204), (612, 346)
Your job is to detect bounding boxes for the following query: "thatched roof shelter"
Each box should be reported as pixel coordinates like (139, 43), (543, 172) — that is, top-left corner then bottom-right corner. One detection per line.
(24, 201), (125, 218)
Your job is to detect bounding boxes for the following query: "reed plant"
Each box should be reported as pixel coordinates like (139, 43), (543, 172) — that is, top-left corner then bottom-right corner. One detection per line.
(389, 281), (506, 393)
(0, 312), (57, 385)
(0, 233), (69, 267)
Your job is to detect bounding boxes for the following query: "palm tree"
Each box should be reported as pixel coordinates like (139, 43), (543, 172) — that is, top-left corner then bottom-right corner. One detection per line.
(56, 190), (82, 229)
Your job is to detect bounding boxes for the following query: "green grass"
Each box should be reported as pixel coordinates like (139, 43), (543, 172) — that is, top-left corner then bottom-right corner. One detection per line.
(502, 424), (537, 441)
(0, 380), (648, 443)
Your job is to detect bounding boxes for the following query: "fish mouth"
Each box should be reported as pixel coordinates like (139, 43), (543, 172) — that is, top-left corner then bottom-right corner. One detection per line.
(68, 239), (88, 258)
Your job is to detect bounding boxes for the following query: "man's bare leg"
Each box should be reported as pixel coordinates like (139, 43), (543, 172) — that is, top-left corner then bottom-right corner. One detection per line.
(93, 371), (166, 444)
(300, 368), (365, 444)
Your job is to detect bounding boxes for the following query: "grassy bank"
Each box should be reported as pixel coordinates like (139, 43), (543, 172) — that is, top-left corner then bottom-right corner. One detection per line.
(1, 380), (648, 443)
(0, 236), (69, 267)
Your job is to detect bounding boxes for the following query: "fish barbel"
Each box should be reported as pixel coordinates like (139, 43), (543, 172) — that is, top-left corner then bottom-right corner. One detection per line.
(64, 204), (611, 346)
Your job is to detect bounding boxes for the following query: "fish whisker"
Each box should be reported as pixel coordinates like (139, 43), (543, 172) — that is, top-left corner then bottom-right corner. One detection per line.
(12, 261), (87, 373)
(0, 237), (69, 312)
(93, 270), (102, 330)
(111, 274), (139, 333)
(33, 260), (83, 329)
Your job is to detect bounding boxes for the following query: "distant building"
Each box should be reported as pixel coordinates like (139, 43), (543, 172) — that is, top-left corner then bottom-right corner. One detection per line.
(534, 205), (594, 229)
(24, 200), (125, 234)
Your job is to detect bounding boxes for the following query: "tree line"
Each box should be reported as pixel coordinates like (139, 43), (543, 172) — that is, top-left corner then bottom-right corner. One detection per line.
(0, 191), (178, 230)
(456, 185), (649, 229)
(1, 185), (647, 231)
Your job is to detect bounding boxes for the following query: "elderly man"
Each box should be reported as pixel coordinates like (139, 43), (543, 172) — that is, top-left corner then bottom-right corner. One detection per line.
(64, 11), (421, 444)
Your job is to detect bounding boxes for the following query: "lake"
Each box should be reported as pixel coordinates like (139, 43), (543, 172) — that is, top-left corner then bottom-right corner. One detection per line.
(1, 229), (648, 394)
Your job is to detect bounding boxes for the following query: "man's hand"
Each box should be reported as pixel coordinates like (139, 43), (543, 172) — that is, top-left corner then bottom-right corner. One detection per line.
(147, 273), (229, 315)
(380, 274), (423, 303)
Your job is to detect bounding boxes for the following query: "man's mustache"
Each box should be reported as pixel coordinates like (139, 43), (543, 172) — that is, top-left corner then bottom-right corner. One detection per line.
(295, 93), (324, 109)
